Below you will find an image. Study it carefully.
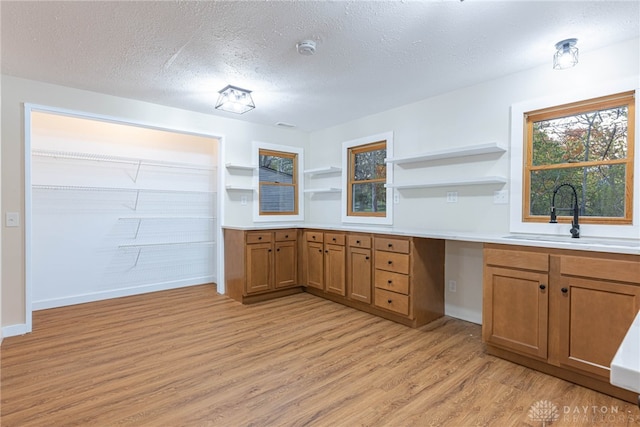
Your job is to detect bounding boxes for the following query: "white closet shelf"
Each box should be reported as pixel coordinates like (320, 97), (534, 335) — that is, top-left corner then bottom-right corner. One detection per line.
(304, 166), (342, 175)
(32, 185), (215, 194)
(385, 142), (506, 165)
(304, 187), (342, 193)
(386, 176), (507, 189)
(118, 215), (216, 220)
(119, 240), (215, 249)
(32, 149), (215, 171)
(225, 163), (256, 171)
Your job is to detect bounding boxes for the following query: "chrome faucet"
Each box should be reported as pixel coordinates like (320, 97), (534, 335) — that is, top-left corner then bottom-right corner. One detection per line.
(549, 183), (580, 238)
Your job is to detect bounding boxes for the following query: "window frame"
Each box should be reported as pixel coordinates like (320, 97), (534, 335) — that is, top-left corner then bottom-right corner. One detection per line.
(509, 81), (639, 239)
(341, 132), (394, 225)
(252, 141), (304, 222)
(523, 91), (635, 225)
(347, 140), (387, 218)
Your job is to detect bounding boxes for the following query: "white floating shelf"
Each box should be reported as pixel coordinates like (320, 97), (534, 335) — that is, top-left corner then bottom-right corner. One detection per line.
(304, 166), (342, 175)
(386, 176), (507, 190)
(385, 142), (506, 165)
(225, 163), (256, 171)
(225, 185), (255, 191)
(303, 187), (342, 193)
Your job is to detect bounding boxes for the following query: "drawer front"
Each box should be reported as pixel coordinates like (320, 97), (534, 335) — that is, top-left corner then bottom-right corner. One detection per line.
(375, 288), (410, 316)
(375, 237), (410, 254)
(348, 234), (372, 249)
(325, 233), (346, 246)
(246, 232), (272, 244)
(306, 231), (324, 243)
(275, 230), (296, 242)
(484, 248), (548, 272)
(374, 270), (409, 294)
(375, 250), (410, 274)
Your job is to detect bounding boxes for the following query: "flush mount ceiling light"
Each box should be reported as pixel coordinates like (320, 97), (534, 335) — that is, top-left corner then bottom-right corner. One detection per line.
(215, 85), (255, 114)
(553, 38), (579, 70)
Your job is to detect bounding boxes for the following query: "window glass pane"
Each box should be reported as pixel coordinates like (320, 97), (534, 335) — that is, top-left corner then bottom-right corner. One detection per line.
(351, 183), (386, 213)
(532, 105), (628, 166)
(259, 185), (295, 213)
(354, 148), (386, 180)
(529, 164), (626, 217)
(259, 154), (294, 184)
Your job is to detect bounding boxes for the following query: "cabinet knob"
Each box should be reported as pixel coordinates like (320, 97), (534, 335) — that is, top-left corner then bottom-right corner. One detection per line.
(388, 260), (392, 265)
(325, 250), (328, 253)
(332, 237), (336, 241)
(318, 249), (322, 253)
(356, 240), (360, 244)
(285, 234), (289, 238)
(312, 235), (316, 239)
(387, 299), (392, 304)
(539, 284), (546, 290)
(365, 256), (370, 260)
(258, 236), (262, 240)
(276, 248), (280, 252)
(268, 249), (272, 252)
(388, 243), (393, 248)
(561, 287), (568, 294)
(388, 280), (392, 284)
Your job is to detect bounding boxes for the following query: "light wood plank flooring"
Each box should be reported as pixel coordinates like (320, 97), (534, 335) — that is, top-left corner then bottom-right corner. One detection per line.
(2, 285), (639, 426)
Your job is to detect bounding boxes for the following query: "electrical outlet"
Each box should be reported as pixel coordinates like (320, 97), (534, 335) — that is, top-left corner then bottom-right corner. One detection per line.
(446, 191), (458, 203)
(240, 196), (247, 206)
(493, 190), (509, 204)
(448, 280), (457, 292)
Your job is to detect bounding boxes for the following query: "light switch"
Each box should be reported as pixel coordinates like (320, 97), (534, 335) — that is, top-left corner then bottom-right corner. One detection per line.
(6, 212), (20, 227)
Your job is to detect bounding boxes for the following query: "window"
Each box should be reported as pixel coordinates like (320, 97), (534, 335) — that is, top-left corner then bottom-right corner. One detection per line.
(342, 132), (393, 225)
(348, 141), (387, 216)
(259, 149), (298, 215)
(524, 91), (635, 225)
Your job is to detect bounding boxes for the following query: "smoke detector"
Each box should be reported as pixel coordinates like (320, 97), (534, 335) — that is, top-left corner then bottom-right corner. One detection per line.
(296, 40), (316, 56)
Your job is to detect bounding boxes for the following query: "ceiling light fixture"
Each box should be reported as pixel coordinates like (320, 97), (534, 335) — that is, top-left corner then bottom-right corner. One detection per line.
(553, 38), (579, 70)
(215, 85), (255, 114)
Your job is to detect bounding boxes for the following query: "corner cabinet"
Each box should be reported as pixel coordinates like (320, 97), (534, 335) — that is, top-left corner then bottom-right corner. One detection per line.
(224, 228), (302, 303)
(483, 244), (640, 404)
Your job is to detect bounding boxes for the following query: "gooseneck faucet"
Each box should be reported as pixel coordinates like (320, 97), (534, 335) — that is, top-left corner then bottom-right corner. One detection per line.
(550, 183), (580, 238)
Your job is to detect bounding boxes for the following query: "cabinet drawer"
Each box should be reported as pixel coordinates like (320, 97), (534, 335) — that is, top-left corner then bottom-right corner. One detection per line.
(375, 288), (410, 316)
(560, 255), (640, 284)
(275, 230), (296, 242)
(375, 237), (410, 254)
(375, 270), (409, 294)
(484, 248), (548, 272)
(348, 234), (372, 249)
(306, 231), (324, 243)
(325, 233), (345, 246)
(375, 250), (410, 274)
(246, 232), (272, 244)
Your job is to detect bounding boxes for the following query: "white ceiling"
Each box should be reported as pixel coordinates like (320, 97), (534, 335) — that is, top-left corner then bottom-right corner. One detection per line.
(1, 1), (639, 132)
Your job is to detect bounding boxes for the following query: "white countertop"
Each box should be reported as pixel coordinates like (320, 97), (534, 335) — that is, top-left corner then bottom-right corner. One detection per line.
(222, 224), (640, 255)
(611, 310), (640, 394)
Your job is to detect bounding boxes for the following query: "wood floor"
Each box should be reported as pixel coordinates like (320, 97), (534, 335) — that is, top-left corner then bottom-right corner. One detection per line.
(2, 285), (639, 426)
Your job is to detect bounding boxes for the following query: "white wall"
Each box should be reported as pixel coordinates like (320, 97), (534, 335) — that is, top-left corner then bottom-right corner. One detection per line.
(307, 37), (640, 324)
(1, 75), (308, 334)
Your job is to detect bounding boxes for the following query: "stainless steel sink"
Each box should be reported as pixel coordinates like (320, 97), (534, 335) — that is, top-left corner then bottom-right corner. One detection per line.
(503, 234), (640, 248)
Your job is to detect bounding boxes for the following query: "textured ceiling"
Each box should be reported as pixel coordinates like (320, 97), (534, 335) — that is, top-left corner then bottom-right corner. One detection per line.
(2, 1), (639, 132)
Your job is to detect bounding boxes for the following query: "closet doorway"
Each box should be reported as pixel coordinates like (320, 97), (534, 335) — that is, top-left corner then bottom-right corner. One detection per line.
(26, 107), (221, 316)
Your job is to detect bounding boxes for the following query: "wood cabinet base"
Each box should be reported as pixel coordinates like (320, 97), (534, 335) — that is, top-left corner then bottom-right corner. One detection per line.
(486, 344), (638, 404)
(231, 287), (304, 304)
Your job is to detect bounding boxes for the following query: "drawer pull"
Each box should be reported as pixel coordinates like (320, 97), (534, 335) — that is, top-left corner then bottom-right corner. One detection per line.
(285, 234), (289, 238)
(276, 248), (280, 252)
(258, 236), (262, 240)
(387, 299), (392, 304)
(365, 256), (370, 260)
(388, 260), (392, 265)
(388, 280), (392, 284)
(325, 250), (329, 253)
(332, 237), (336, 241)
(356, 240), (360, 244)
(561, 287), (568, 294)
(388, 243), (393, 248)
(539, 284), (546, 290)
(268, 249), (272, 252)
(312, 235), (316, 240)
(318, 249), (322, 253)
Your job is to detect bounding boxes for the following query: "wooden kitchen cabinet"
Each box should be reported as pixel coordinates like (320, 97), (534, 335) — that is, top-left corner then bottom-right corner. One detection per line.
(324, 232), (346, 296)
(483, 243), (640, 403)
(483, 248), (549, 359)
(303, 231), (324, 290)
(224, 228), (301, 303)
(347, 234), (372, 304)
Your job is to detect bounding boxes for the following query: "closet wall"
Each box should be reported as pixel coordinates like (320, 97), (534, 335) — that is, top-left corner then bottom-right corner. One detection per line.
(31, 111), (218, 309)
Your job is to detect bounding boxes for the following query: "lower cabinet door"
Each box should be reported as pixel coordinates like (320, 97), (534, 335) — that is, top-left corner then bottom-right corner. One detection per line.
(482, 266), (549, 359)
(305, 241), (324, 290)
(348, 246), (372, 303)
(557, 275), (640, 379)
(246, 243), (273, 294)
(325, 243), (346, 296)
(274, 240), (297, 288)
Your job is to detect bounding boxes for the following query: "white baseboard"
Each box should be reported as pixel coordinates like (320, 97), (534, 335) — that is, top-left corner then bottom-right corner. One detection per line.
(2, 323), (32, 338)
(444, 305), (482, 325)
(32, 276), (217, 311)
